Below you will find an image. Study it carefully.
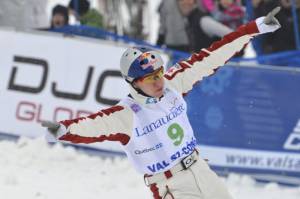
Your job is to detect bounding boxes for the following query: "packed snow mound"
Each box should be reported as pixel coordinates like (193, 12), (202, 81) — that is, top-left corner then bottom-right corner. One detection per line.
(0, 137), (299, 199)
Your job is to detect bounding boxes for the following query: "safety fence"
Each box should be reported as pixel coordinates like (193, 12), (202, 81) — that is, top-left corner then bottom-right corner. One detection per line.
(50, 25), (300, 67)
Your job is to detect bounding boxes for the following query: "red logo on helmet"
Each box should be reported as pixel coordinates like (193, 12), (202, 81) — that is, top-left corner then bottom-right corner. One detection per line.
(138, 52), (157, 70)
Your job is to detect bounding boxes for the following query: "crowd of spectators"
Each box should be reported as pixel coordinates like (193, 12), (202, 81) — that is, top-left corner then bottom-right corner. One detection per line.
(1, 0), (298, 56)
(156, 0), (300, 56)
(157, 0), (245, 55)
(47, 0), (103, 30)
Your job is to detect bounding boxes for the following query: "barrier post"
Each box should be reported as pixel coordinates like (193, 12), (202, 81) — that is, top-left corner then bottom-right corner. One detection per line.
(291, 0), (300, 50)
(73, 0), (79, 22)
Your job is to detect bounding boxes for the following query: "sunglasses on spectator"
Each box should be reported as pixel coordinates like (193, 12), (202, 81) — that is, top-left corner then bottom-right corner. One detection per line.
(136, 67), (164, 83)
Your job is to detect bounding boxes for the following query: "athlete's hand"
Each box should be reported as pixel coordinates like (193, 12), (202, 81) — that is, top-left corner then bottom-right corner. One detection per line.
(256, 6), (281, 34)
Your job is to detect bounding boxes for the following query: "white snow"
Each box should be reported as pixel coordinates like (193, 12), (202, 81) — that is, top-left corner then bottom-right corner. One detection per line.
(0, 137), (299, 199)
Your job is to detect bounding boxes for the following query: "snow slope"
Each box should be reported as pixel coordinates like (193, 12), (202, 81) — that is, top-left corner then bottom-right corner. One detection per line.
(0, 138), (299, 199)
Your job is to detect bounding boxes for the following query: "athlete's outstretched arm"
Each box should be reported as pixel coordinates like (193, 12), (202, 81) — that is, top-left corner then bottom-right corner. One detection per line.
(42, 105), (134, 145)
(165, 7), (281, 95)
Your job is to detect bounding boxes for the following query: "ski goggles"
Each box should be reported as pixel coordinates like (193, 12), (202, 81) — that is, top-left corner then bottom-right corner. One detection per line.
(137, 66), (164, 83)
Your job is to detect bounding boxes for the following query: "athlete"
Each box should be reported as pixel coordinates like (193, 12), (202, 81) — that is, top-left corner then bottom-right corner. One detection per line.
(42, 7), (281, 199)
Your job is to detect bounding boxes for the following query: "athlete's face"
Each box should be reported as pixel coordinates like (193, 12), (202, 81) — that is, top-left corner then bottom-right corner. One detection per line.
(134, 67), (165, 98)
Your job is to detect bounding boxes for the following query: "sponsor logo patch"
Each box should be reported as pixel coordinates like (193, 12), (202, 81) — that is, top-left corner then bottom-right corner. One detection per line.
(130, 103), (142, 113)
(166, 64), (182, 76)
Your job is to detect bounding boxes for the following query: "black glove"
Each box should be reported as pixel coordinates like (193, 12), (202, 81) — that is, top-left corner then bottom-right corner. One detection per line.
(256, 6), (281, 34)
(263, 6), (281, 25)
(41, 120), (61, 136)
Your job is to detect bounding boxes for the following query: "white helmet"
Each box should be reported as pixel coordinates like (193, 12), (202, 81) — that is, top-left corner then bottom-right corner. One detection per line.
(120, 46), (164, 82)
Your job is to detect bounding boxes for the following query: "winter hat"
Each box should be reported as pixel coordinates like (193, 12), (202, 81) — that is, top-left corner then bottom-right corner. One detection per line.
(68, 0), (90, 16)
(52, 5), (69, 24)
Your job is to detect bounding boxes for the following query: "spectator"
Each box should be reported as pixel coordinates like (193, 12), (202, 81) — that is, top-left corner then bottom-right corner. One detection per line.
(157, 0), (190, 52)
(253, 0), (300, 53)
(177, 0), (233, 53)
(157, 0), (219, 53)
(212, 0), (246, 30)
(50, 5), (69, 29)
(200, 0), (215, 13)
(68, 0), (104, 29)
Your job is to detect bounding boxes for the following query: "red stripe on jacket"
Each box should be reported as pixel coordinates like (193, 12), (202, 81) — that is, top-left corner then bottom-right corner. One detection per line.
(58, 105), (130, 145)
(187, 21), (258, 65)
(59, 132), (130, 145)
(59, 105), (125, 128)
(166, 21), (258, 80)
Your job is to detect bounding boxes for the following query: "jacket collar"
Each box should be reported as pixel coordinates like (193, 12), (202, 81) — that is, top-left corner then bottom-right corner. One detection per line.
(129, 86), (164, 105)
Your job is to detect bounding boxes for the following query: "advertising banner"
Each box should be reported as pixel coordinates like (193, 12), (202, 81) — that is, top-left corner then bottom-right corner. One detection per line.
(186, 65), (300, 184)
(0, 28), (170, 152)
(0, 29), (133, 151)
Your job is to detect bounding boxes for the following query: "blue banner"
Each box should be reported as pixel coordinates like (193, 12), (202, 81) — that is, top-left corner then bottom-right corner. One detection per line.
(185, 64), (300, 185)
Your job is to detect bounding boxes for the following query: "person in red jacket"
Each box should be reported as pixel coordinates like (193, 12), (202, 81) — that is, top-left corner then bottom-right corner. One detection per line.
(42, 7), (281, 199)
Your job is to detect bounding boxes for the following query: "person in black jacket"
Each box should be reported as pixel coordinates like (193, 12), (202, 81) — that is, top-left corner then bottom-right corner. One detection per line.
(253, 0), (300, 53)
(157, 0), (233, 53)
(179, 0), (233, 52)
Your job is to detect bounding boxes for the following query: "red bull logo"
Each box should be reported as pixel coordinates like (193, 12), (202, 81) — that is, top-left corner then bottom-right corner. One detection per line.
(138, 52), (157, 70)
